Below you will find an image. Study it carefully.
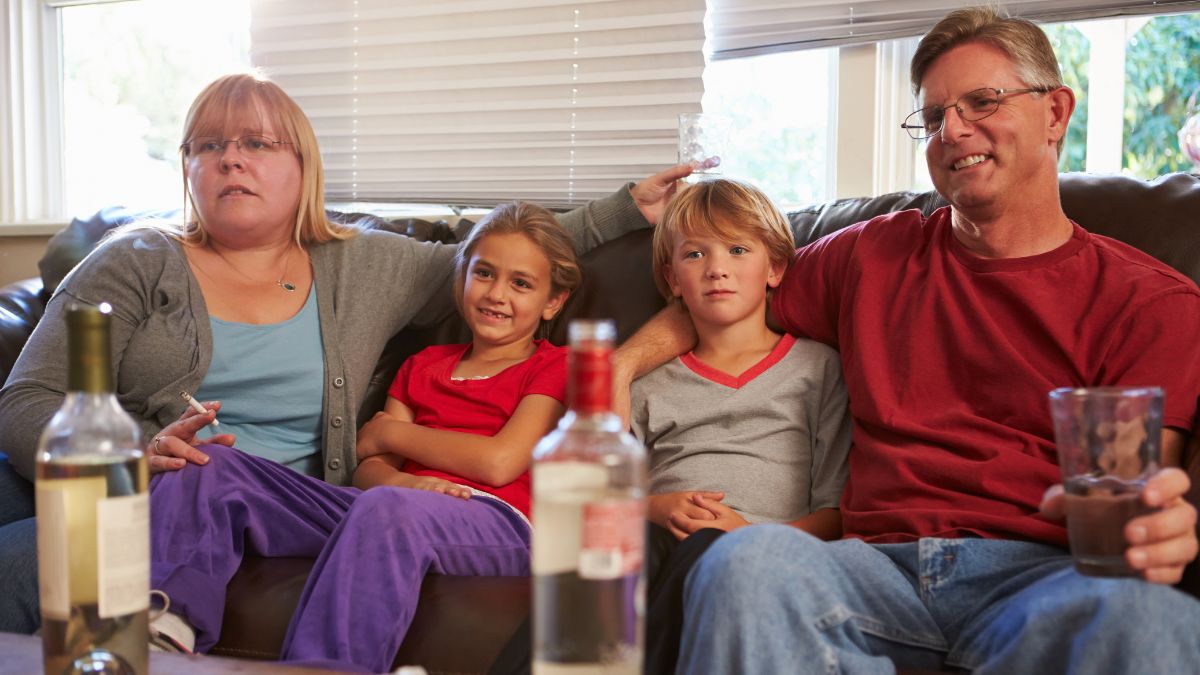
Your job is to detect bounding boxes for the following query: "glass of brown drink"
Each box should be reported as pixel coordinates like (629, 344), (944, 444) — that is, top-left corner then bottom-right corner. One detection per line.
(1048, 387), (1163, 577)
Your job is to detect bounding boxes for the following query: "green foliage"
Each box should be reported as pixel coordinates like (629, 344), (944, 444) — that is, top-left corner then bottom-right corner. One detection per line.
(1048, 15), (1200, 177)
(1123, 15), (1200, 177)
(1045, 25), (1089, 173)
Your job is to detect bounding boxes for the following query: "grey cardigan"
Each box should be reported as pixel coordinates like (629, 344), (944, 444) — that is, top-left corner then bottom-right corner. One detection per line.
(0, 186), (647, 484)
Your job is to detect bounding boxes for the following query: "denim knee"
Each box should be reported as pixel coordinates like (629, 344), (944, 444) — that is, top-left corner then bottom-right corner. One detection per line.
(1088, 580), (1200, 645)
(0, 517), (40, 633)
(688, 524), (825, 599)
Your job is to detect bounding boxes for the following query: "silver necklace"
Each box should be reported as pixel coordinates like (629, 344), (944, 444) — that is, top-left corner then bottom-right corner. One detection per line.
(211, 244), (298, 292)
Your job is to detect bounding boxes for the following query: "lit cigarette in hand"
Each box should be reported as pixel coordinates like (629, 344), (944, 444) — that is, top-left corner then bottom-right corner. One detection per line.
(180, 391), (220, 428)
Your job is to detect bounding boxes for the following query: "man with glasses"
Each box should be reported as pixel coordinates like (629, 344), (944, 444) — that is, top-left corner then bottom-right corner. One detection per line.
(620, 6), (1200, 672)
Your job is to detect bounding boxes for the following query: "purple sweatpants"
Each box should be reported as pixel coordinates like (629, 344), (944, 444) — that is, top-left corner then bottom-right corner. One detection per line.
(150, 444), (531, 673)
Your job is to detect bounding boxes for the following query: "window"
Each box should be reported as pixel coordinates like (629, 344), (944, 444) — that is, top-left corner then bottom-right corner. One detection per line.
(702, 49), (834, 207)
(5, 1), (1197, 225)
(1051, 13), (1200, 178)
(60, 0), (250, 216)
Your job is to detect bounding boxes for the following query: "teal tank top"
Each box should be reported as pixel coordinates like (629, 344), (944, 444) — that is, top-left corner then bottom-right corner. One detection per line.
(195, 286), (325, 476)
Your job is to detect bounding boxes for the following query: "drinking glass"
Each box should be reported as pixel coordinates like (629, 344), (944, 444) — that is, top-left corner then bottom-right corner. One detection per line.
(1048, 386), (1163, 576)
(678, 113), (730, 181)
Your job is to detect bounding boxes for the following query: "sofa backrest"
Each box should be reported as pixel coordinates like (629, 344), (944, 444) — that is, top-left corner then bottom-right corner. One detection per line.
(788, 172), (1200, 286)
(8, 171), (1199, 409)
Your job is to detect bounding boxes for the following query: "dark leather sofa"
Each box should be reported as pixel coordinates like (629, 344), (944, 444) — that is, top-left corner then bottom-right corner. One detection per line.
(1, 172), (1198, 673)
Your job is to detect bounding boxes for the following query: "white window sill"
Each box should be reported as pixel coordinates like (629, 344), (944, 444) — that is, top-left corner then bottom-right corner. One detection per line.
(0, 222), (67, 236)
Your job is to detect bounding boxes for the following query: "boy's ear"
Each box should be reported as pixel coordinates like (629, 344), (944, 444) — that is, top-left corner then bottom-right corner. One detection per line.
(663, 264), (683, 298)
(766, 260), (786, 289)
(542, 289), (569, 321)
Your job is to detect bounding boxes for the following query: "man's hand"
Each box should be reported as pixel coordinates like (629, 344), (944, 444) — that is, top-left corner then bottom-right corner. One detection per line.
(630, 164), (695, 225)
(670, 494), (750, 537)
(649, 491), (725, 539)
(1041, 467), (1199, 584)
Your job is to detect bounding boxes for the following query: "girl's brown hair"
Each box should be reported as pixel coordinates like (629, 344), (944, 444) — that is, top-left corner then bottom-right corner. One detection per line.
(452, 201), (582, 324)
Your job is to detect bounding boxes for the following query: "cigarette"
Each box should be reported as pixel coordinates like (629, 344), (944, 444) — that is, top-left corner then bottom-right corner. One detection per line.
(180, 391), (220, 428)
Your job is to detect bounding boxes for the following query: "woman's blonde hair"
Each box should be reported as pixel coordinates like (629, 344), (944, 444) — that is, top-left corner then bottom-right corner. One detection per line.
(652, 179), (795, 302)
(453, 201), (582, 325)
(178, 72), (353, 245)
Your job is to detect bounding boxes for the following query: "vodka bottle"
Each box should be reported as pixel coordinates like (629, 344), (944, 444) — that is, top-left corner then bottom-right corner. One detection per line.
(532, 319), (647, 674)
(37, 303), (149, 675)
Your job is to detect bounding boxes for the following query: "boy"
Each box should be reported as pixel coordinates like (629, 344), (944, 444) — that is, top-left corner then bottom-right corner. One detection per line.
(632, 178), (851, 672)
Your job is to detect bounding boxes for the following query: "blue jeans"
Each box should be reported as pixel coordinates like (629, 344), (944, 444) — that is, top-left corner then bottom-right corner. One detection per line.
(678, 525), (1200, 674)
(0, 454), (39, 633)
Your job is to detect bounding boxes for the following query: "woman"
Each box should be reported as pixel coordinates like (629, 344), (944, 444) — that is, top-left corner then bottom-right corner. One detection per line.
(0, 72), (688, 651)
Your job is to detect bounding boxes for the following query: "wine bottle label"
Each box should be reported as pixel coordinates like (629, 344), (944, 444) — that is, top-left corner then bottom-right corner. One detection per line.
(34, 481), (79, 620)
(36, 478), (149, 619)
(579, 499), (643, 580)
(36, 476), (108, 618)
(97, 493), (150, 617)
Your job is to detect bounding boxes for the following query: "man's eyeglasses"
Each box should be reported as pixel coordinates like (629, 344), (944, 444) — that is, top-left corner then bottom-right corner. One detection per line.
(181, 135), (293, 159)
(901, 87), (1052, 140)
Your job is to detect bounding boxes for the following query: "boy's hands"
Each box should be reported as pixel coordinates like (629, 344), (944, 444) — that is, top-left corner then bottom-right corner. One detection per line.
(669, 493), (750, 538)
(649, 491), (726, 540)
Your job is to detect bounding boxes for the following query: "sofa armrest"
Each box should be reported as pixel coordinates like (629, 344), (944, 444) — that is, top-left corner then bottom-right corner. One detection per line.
(0, 278), (46, 385)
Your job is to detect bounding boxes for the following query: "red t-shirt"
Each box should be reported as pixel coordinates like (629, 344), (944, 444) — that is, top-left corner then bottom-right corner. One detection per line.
(386, 340), (568, 518)
(773, 207), (1200, 546)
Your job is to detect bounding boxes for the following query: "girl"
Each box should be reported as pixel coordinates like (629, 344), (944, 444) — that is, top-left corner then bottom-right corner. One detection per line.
(281, 200), (581, 672)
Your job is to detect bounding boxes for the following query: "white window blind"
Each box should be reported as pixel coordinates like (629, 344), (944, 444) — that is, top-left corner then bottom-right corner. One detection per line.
(250, 0), (706, 208)
(708, 0), (1200, 59)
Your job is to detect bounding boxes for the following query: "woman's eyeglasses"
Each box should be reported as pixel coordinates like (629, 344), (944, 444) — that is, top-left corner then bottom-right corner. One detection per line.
(181, 135), (293, 159)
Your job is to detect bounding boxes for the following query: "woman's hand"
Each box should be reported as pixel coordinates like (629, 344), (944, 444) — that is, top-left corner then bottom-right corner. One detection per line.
(147, 401), (235, 474)
(1041, 467), (1199, 584)
(630, 164), (695, 225)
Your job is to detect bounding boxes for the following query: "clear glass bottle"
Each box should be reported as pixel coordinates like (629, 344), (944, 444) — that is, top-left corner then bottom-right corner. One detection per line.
(36, 303), (149, 675)
(531, 319), (647, 674)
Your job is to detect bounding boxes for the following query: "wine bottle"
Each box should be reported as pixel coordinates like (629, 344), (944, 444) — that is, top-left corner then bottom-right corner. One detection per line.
(531, 319), (647, 674)
(36, 303), (149, 675)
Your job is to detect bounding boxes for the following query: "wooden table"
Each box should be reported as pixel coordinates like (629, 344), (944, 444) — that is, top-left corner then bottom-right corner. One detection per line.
(0, 632), (346, 674)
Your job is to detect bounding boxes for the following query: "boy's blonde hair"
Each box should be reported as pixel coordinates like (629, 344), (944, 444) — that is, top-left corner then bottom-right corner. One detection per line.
(453, 201), (582, 320)
(652, 179), (795, 302)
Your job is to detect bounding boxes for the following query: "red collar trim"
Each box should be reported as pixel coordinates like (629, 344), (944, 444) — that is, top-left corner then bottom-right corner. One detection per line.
(679, 333), (795, 389)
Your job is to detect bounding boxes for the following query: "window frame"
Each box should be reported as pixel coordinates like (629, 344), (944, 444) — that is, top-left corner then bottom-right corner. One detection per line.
(1, 0), (65, 229)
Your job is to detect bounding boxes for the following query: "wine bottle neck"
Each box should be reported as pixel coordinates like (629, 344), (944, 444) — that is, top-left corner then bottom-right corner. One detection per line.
(567, 345), (613, 415)
(66, 306), (114, 393)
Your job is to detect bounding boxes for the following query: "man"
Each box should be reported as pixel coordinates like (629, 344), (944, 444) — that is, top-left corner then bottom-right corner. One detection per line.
(617, 7), (1200, 672)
